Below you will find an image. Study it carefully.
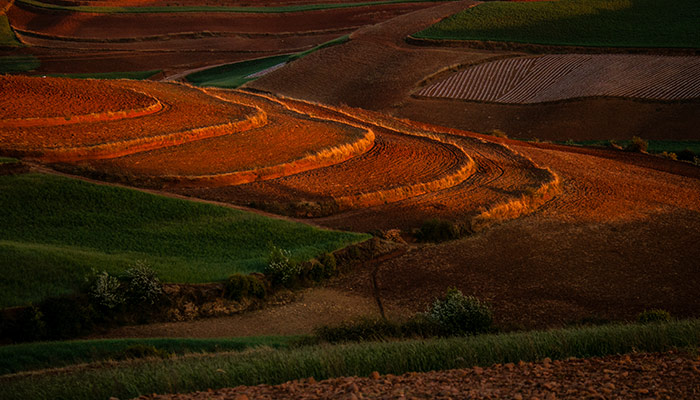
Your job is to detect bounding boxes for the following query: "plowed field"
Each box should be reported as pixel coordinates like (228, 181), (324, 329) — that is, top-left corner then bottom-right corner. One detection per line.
(0, 77), (265, 161)
(417, 54), (700, 103)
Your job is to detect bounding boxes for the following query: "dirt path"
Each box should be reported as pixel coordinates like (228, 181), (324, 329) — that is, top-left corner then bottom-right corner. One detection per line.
(140, 350), (700, 399)
(89, 287), (410, 339)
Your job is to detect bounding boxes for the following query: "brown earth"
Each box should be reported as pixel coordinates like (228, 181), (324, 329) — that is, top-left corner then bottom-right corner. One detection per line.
(2, 0), (444, 76)
(140, 351), (700, 400)
(249, 0), (700, 141)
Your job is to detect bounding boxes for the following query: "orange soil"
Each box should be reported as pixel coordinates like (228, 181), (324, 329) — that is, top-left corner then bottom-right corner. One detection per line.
(0, 77), (264, 161)
(86, 90), (374, 187)
(46, 0), (405, 6)
(0, 75), (155, 120)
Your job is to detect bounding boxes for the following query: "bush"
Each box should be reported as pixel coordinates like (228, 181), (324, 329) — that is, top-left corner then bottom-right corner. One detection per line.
(125, 261), (164, 306)
(224, 274), (266, 301)
(89, 271), (124, 309)
(39, 296), (96, 340)
(8, 306), (46, 343)
(319, 252), (337, 278)
(637, 309), (672, 324)
(625, 136), (648, 153)
(427, 287), (493, 335)
(676, 149), (696, 162)
(418, 219), (460, 242)
(264, 246), (301, 286)
(113, 345), (171, 361)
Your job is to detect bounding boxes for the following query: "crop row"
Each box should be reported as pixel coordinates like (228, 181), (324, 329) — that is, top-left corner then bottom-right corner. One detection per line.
(418, 54), (700, 104)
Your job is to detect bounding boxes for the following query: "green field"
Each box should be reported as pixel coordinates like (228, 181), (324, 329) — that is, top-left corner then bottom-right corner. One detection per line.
(1, 319), (697, 399)
(0, 336), (300, 375)
(186, 35), (349, 88)
(0, 56), (39, 73)
(414, 0), (700, 49)
(18, 0), (451, 14)
(0, 16), (20, 47)
(46, 70), (161, 80)
(0, 173), (369, 308)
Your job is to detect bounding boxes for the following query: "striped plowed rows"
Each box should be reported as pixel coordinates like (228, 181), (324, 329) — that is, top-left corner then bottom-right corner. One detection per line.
(309, 110), (556, 231)
(0, 75), (156, 121)
(418, 54), (700, 103)
(85, 91), (374, 187)
(0, 77), (264, 161)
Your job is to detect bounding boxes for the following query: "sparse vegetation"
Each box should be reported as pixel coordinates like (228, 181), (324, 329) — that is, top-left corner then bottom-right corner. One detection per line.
(414, 0), (700, 49)
(0, 56), (39, 73)
(637, 309), (673, 324)
(0, 16), (21, 47)
(3, 319), (698, 400)
(224, 274), (266, 301)
(0, 173), (369, 308)
(417, 218), (461, 242)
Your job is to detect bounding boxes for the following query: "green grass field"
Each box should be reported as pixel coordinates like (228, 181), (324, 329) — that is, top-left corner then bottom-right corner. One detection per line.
(18, 0), (451, 14)
(0, 336), (300, 375)
(0, 16), (21, 47)
(0, 56), (39, 73)
(0, 173), (369, 308)
(414, 0), (700, 49)
(1, 319), (697, 399)
(46, 70), (161, 80)
(186, 35), (349, 88)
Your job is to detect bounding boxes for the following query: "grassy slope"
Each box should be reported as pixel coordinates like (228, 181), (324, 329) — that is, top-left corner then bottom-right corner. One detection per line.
(1, 320), (698, 400)
(186, 35), (349, 88)
(0, 336), (300, 375)
(0, 56), (39, 73)
(18, 0), (450, 14)
(0, 173), (369, 308)
(0, 16), (20, 47)
(46, 70), (161, 80)
(414, 0), (700, 48)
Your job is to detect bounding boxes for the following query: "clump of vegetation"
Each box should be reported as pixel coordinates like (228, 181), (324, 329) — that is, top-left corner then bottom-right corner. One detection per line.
(89, 270), (124, 309)
(676, 149), (696, 162)
(637, 309), (672, 324)
(488, 129), (508, 138)
(417, 218), (461, 242)
(224, 274), (266, 301)
(625, 136), (648, 153)
(113, 345), (171, 361)
(264, 246), (301, 286)
(124, 261), (164, 306)
(659, 151), (677, 160)
(426, 287), (493, 335)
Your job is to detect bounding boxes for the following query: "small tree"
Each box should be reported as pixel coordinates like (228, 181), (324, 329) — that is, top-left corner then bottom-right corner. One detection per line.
(427, 287), (493, 335)
(264, 246), (301, 286)
(625, 136), (648, 153)
(125, 261), (163, 306)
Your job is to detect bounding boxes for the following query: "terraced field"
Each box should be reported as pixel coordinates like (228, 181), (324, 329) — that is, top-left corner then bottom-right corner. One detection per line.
(417, 54), (700, 103)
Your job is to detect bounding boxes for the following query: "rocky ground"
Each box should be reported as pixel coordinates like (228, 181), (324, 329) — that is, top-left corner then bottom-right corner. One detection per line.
(140, 350), (699, 399)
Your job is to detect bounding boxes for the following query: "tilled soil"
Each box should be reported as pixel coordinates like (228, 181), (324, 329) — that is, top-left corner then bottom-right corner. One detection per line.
(139, 350), (700, 399)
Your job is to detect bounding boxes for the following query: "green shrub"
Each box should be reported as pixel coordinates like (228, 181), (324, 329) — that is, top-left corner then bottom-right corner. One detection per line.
(676, 149), (696, 162)
(427, 287), (493, 335)
(39, 296), (96, 340)
(89, 271), (124, 309)
(124, 261), (164, 306)
(113, 345), (171, 361)
(319, 252), (337, 278)
(224, 274), (266, 301)
(418, 219), (460, 242)
(8, 306), (46, 343)
(264, 246), (301, 286)
(637, 309), (672, 324)
(625, 136), (648, 153)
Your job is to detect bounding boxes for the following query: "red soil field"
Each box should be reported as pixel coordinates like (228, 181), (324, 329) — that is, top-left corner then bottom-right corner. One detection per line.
(44, 0), (402, 6)
(0, 77), (264, 161)
(0, 75), (156, 120)
(86, 90), (375, 187)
